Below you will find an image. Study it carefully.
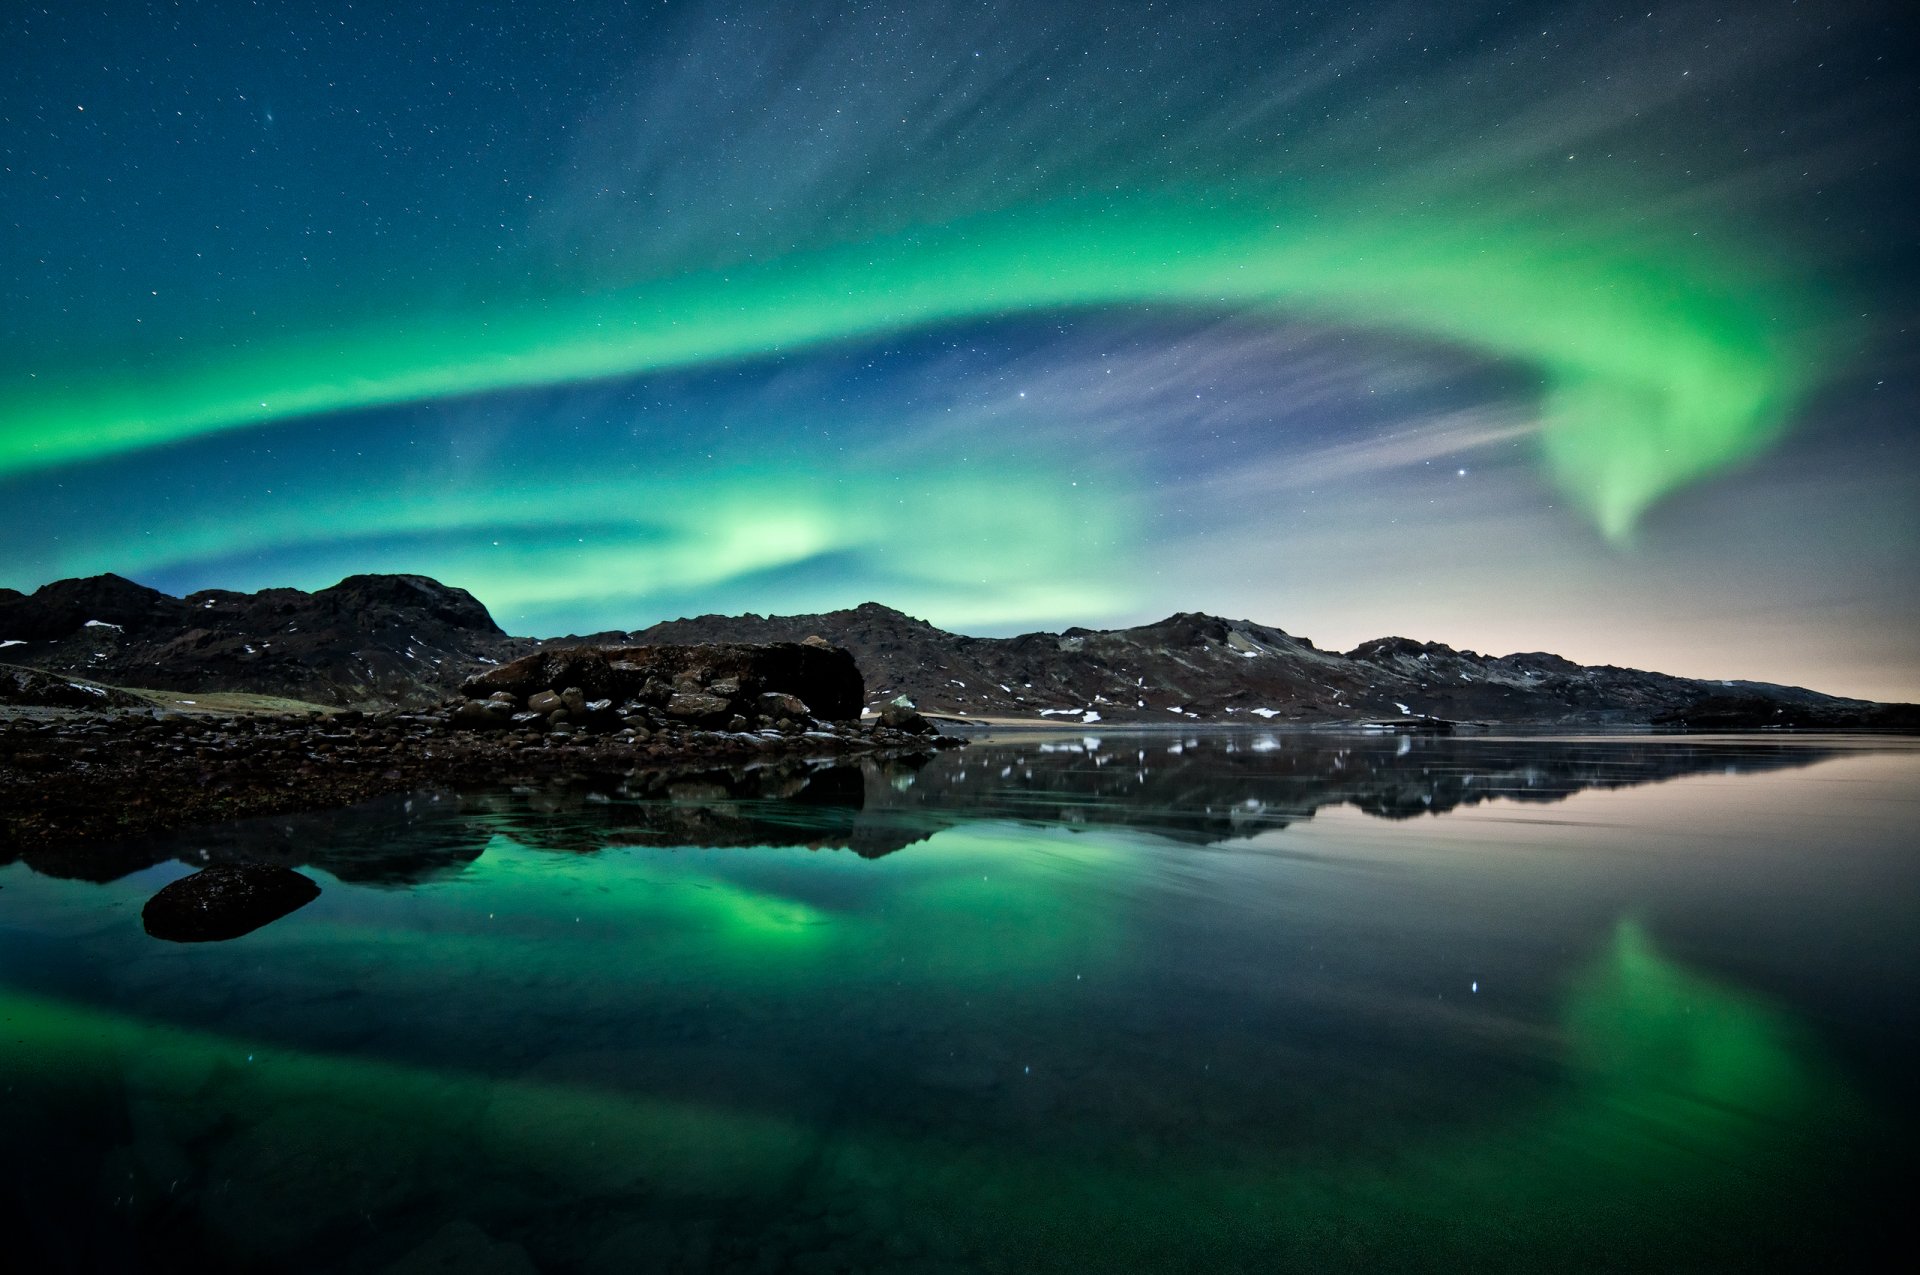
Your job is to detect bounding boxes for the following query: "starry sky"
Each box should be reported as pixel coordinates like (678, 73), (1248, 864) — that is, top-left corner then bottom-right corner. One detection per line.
(2, 0), (1916, 698)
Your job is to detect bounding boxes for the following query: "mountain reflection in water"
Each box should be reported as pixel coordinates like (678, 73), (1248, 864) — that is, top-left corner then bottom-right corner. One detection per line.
(0, 732), (1910, 1273)
(4, 731), (1851, 885)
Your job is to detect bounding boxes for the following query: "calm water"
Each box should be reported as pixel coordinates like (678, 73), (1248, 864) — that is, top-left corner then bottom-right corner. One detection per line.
(2, 732), (1915, 1273)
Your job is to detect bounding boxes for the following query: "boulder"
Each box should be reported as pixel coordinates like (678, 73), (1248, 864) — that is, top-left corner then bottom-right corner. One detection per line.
(462, 642), (864, 720)
(665, 692), (732, 725)
(527, 690), (563, 714)
(142, 865), (321, 942)
(451, 700), (510, 731)
(757, 691), (810, 720)
(877, 702), (935, 735)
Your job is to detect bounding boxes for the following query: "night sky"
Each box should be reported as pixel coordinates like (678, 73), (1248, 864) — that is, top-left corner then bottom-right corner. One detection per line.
(3, 1), (1915, 698)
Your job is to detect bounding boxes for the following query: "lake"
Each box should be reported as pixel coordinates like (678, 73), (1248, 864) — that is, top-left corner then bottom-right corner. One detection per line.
(2, 730), (1914, 1272)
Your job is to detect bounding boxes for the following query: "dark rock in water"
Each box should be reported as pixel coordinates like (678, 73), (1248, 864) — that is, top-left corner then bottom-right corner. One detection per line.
(1359, 716), (1454, 734)
(464, 642), (864, 721)
(142, 865), (321, 942)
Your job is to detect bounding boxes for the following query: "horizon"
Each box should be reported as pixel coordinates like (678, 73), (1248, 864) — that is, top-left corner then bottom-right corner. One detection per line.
(3, 566), (1888, 702)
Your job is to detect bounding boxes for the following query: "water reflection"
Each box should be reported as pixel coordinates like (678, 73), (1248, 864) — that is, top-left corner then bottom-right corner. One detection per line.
(0, 732), (1907, 1271)
(1, 732), (1855, 887)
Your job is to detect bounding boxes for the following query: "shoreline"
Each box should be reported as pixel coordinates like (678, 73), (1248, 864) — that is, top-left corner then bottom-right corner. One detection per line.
(0, 706), (959, 857)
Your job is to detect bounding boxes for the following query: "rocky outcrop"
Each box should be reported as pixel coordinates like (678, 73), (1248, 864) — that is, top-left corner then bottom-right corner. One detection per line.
(457, 642), (864, 733)
(0, 665), (147, 710)
(140, 864), (321, 942)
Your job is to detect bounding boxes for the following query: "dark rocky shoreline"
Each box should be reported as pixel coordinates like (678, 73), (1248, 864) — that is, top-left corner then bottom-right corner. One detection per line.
(1, 634), (966, 857)
(0, 705), (959, 858)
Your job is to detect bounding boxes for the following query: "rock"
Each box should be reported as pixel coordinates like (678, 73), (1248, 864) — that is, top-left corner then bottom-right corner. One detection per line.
(756, 691), (810, 721)
(666, 692), (732, 725)
(560, 686), (587, 714)
(877, 703), (935, 735)
(464, 642), (864, 720)
(527, 690), (563, 714)
(451, 701), (509, 731)
(0, 666), (146, 710)
(141, 865), (321, 942)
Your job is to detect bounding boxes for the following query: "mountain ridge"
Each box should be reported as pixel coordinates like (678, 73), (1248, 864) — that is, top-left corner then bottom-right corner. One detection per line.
(1, 574), (1911, 727)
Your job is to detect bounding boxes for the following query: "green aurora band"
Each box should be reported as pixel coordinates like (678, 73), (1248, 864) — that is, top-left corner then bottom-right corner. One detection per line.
(0, 194), (1825, 540)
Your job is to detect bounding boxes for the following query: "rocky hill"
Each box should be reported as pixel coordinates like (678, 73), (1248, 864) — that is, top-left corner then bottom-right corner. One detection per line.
(3, 575), (1912, 726)
(598, 603), (1912, 727)
(0, 573), (528, 707)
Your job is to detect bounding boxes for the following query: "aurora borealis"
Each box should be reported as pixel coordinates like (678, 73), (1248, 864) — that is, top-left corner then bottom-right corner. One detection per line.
(3, 1), (1917, 695)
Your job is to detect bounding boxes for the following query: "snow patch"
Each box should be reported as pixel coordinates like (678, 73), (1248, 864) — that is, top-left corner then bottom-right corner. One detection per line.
(0, 639), (25, 650)
(1393, 702), (1411, 715)
(83, 619), (122, 631)
(67, 682), (107, 696)
(1250, 707), (1280, 719)
(1081, 710), (1101, 723)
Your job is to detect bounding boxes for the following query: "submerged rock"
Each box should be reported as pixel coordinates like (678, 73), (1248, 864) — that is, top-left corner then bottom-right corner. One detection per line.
(142, 864), (321, 942)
